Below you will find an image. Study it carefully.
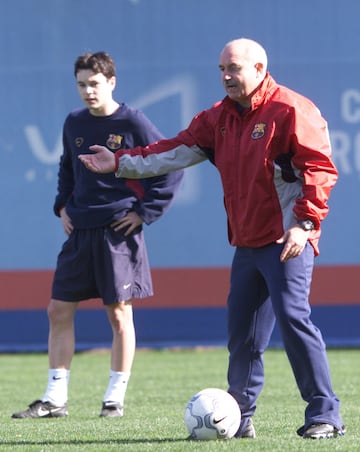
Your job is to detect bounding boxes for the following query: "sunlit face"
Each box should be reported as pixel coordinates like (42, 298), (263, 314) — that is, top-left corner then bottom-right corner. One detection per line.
(219, 43), (264, 107)
(76, 70), (116, 116)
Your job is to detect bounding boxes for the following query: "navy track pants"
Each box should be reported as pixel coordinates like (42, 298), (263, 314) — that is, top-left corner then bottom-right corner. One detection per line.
(227, 242), (343, 434)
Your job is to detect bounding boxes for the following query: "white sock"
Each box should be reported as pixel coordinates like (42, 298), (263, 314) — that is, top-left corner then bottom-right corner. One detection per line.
(42, 368), (69, 406)
(103, 371), (130, 406)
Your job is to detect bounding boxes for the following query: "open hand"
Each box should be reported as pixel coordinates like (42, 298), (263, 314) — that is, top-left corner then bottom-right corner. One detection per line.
(78, 145), (116, 173)
(276, 225), (310, 262)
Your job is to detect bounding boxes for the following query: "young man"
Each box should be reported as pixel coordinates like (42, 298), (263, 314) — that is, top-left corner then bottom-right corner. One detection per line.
(12, 52), (183, 419)
(78, 39), (345, 439)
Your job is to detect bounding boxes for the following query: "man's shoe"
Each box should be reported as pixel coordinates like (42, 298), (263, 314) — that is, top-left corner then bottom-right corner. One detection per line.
(234, 417), (256, 439)
(100, 401), (124, 418)
(297, 423), (346, 439)
(11, 400), (68, 419)
(240, 418), (256, 438)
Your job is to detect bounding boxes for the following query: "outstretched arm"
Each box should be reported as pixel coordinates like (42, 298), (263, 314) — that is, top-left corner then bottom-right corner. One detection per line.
(79, 141), (208, 179)
(78, 145), (116, 173)
(79, 111), (214, 177)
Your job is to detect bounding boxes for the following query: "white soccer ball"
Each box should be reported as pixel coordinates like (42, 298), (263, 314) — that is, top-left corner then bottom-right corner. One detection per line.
(184, 388), (241, 440)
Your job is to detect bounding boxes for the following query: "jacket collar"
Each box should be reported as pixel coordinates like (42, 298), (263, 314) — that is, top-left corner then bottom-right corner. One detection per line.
(223, 72), (277, 112)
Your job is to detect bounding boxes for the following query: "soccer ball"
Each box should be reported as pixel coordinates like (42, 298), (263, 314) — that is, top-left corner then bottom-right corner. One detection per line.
(184, 388), (241, 440)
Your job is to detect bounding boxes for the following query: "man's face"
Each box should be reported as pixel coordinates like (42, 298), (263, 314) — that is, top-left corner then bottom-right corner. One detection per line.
(76, 70), (115, 115)
(219, 44), (261, 107)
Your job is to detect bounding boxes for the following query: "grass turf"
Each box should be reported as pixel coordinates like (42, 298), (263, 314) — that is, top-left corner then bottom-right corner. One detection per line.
(0, 347), (359, 451)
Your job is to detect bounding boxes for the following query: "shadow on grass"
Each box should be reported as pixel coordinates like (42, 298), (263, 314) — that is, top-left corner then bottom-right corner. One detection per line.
(0, 437), (189, 446)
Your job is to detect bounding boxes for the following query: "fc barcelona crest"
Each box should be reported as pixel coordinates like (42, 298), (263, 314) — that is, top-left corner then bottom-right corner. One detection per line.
(251, 123), (266, 140)
(106, 134), (123, 150)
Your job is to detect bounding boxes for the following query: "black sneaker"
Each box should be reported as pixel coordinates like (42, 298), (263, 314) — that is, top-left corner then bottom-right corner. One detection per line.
(11, 400), (68, 419)
(100, 401), (123, 417)
(297, 423), (346, 439)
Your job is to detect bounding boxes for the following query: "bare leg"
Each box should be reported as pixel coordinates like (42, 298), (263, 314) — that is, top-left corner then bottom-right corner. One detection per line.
(48, 299), (79, 369)
(40, 299), (79, 405)
(105, 300), (135, 372)
(102, 301), (135, 407)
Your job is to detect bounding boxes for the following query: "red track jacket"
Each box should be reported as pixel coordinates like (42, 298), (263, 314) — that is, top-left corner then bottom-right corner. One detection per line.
(115, 73), (338, 255)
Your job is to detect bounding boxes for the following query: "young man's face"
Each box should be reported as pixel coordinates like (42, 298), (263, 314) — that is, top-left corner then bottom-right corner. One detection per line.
(76, 69), (115, 115)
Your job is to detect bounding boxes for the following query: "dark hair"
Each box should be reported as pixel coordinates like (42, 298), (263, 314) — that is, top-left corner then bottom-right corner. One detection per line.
(74, 52), (116, 79)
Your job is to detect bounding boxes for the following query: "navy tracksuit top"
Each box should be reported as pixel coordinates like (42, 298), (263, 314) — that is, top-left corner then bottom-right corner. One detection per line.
(54, 103), (183, 228)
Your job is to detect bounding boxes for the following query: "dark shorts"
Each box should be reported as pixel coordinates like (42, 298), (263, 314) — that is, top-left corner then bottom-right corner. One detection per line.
(52, 227), (153, 304)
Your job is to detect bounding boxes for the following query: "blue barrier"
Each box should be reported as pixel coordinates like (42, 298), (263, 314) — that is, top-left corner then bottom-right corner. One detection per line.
(0, 306), (358, 352)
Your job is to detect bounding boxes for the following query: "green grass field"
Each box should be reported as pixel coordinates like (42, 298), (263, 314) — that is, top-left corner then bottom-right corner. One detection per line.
(0, 347), (359, 451)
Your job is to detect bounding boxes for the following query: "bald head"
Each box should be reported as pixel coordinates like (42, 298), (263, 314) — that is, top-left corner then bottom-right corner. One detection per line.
(222, 38), (268, 71)
(219, 38), (268, 106)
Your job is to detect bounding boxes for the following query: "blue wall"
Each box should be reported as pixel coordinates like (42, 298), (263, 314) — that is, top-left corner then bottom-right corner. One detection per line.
(1, 306), (359, 352)
(1, 0), (360, 270)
